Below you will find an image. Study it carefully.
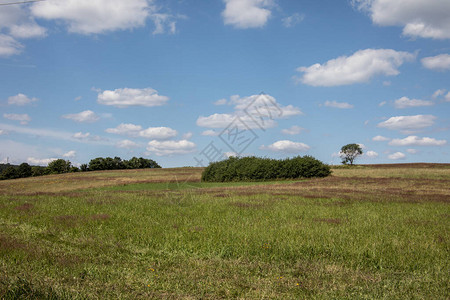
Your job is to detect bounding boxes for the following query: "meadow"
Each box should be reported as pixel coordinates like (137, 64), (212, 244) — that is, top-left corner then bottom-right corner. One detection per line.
(0, 164), (449, 299)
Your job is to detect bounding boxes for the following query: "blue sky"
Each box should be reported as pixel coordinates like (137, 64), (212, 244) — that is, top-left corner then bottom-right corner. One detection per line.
(1, 0), (449, 167)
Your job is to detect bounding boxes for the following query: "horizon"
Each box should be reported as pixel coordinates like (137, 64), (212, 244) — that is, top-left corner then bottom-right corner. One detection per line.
(1, 0), (449, 168)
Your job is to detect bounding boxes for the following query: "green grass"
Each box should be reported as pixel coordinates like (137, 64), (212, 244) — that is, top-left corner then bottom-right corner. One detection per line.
(0, 165), (449, 299)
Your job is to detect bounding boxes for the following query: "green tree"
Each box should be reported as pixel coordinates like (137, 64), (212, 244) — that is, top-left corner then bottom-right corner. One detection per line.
(17, 163), (32, 178)
(340, 144), (363, 165)
(47, 159), (72, 174)
(1, 166), (18, 180)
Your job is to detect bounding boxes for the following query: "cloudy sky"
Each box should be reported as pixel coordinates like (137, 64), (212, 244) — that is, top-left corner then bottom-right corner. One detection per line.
(1, 0), (449, 167)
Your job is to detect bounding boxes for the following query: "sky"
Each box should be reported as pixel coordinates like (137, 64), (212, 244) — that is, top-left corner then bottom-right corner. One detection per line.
(0, 0), (449, 168)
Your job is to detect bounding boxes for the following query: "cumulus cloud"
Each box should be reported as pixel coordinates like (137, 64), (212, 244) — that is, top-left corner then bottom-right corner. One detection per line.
(295, 48), (415, 86)
(197, 94), (301, 130)
(282, 13), (304, 28)
(106, 123), (177, 140)
(377, 115), (436, 133)
(27, 157), (57, 166)
(7, 93), (38, 106)
(97, 88), (169, 108)
(139, 127), (178, 140)
(388, 152), (406, 160)
(201, 130), (219, 136)
(432, 89), (446, 99)
(393, 96), (433, 109)
(421, 54), (450, 71)
(105, 123), (142, 136)
(323, 100), (354, 109)
(260, 140), (310, 153)
(372, 135), (390, 142)
(116, 139), (139, 149)
(281, 125), (305, 135)
(3, 113), (31, 125)
(146, 139), (196, 156)
(0, 34), (23, 56)
(222, 0), (274, 29)
(353, 0), (450, 39)
(31, 0), (150, 35)
(214, 98), (228, 105)
(62, 110), (99, 123)
(72, 132), (90, 139)
(0, 5), (46, 57)
(388, 136), (447, 146)
(62, 150), (76, 158)
(365, 150), (379, 158)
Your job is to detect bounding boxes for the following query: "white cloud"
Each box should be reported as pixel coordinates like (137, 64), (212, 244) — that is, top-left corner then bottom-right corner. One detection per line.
(27, 157), (57, 166)
(106, 123), (177, 140)
(139, 127), (178, 140)
(62, 150), (76, 158)
(323, 100), (354, 109)
(0, 33), (23, 57)
(150, 13), (179, 35)
(0, 5), (46, 57)
(3, 113), (31, 125)
(432, 89), (446, 99)
(365, 150), (379, 158)
(260, 140), (310, 153)
(0, 129), (6, 135)
(105, 123), (143, 136)
(146, 139), (196, 156)
(421, 54), (450, 71)
(62, 110), (99, 123)
(31, 0), (149, 35)
(389, 136), (447, 146)
(198, 94), (302, 130)
(383, 81), (391, 86)
(214, 98), (228, 105)
(201, 130), (219, 136)
(295, 48), (415, 86)
(407, 148), (418, 154)
(372, 135), (390, 142)
(222, 0), (274, 29)
(72, 132), (90, 139)
(379, 101), (387, 107)
(388, 152), (406, 160)
(377, 115), (436, 133)
(224, 151), (238, 158)
(281, 125), (305, 135)
(282, 13), (304, 28)
(7, 93), (38, 106)
(446, 92), (450, 102)
(97, 88), (169, 108)
(353, 0), (450, 39)
(393, 96), (433, 109)
(116, 139), (139, 149)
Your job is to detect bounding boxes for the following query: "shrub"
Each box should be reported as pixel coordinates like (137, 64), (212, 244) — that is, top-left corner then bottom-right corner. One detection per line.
(201, 156), (331, 182)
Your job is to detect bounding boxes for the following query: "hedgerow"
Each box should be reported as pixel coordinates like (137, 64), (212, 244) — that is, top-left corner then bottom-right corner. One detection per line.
(201, 156), (331, 182)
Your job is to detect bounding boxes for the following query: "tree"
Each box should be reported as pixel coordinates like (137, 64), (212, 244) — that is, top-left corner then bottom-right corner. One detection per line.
(340, 144), (363, 165)
(1, 166), (18, 180)
(47, 159), (72, 174)
(17, 163), (32, 178)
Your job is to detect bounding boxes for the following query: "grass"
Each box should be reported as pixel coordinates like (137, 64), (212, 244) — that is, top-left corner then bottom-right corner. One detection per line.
(0, 164), (449, 299)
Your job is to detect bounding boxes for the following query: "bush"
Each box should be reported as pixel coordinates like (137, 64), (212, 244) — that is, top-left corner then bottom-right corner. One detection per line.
(201, 156), (331, 182)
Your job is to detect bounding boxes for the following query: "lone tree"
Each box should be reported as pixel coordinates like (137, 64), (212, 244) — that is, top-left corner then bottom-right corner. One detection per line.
(340, 143), (363, 165)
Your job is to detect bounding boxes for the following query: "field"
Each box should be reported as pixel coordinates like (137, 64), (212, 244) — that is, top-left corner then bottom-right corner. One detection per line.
(0, 164), (449, 299)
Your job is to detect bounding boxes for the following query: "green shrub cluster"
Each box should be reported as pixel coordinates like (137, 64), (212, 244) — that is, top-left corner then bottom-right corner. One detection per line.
(201, 156), (331, 182)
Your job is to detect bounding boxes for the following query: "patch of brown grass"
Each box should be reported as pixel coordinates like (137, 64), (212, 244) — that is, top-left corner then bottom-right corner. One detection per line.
(14, 203), (34, 212)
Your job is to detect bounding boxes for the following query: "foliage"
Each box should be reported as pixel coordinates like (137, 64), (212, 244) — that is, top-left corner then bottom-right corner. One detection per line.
(0, 166), (18, 180)
(47, 159), (72, 174)
(17, 163), (32, 178)
(202, 156), (331, 182)
(340, 143), (363, 165)
(87, 156), (161, 171)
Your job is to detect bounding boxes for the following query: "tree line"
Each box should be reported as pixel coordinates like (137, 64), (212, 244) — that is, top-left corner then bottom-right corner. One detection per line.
(0, 156), (161, 180)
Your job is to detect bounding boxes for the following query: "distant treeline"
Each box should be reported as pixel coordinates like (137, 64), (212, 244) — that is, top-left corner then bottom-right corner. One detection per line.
(0, 157), (161, 180)
(202, 156), (331, 182)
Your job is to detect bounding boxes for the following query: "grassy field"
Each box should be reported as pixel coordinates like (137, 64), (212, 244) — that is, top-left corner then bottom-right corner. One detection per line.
(0, 164), (449, 299)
